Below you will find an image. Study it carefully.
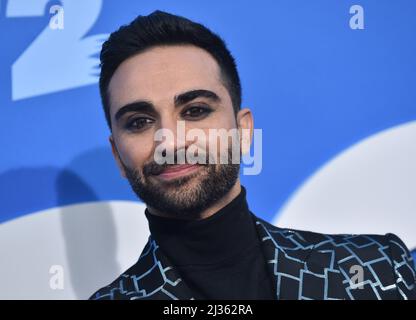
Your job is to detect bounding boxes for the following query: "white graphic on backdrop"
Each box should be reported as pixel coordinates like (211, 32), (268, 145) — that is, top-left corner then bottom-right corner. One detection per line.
(276, 121), (416, 251)
(0, 201), (149, 299)
(7, 0), (108, 100)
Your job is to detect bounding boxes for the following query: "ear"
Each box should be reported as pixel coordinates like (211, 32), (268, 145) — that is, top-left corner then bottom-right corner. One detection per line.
(109, 135), (127, 178)
(236, 108), (254, 155)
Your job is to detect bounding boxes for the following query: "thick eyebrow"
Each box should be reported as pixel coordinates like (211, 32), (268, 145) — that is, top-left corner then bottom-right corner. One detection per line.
(174, 89), (221, 107)
(114, 89), (221, 123)
(114, 101), (156, 122)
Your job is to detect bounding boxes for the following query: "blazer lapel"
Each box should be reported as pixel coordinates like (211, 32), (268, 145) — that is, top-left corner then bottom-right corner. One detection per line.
(254, 216), (348, 300)
(151, 237), (196, 300)
(123, 237), (195, 300)
(254, 217), (313, 300)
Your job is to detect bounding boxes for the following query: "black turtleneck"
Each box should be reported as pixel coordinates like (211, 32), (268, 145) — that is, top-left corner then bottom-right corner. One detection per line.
(144, 186), (275, 300)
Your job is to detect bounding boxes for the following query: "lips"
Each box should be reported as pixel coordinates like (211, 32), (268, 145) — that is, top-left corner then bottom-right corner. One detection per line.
(156, 164), (201, 180)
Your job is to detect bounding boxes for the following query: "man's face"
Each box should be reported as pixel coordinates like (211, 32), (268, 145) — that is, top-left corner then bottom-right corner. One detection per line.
(107, 45), (251, 218)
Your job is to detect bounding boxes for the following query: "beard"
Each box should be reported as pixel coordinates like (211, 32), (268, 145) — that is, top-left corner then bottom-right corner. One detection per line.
(121, 148), (240, 219)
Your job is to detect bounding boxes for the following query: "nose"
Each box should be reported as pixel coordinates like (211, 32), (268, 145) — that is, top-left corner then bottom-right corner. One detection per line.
(154, 116), (187, 164)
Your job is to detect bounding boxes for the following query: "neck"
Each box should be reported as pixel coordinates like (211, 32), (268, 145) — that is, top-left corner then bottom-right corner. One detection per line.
(144, 184), (256, 266)
(147, 180), (242, 220)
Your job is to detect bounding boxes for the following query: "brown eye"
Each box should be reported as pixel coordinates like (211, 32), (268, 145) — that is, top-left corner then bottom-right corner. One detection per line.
(126, 117), (154, 131)
(182, 106), (212, 119)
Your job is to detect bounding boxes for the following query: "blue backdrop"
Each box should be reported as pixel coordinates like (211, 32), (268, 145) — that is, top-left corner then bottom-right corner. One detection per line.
(0, 1), (415, 297)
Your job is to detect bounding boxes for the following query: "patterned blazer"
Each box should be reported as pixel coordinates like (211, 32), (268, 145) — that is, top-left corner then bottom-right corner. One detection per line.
(90, 214), (416, 300)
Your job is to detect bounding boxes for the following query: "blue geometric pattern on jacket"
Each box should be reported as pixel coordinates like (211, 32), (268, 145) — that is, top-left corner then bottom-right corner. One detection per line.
(90, 215), (416, 300)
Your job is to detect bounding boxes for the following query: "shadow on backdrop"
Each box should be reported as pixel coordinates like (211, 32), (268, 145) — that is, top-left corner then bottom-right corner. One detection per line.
(57, 146), (133, 299)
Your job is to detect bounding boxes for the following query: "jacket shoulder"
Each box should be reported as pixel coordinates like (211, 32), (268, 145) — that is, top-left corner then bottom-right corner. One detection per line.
(256, 217), (416, 299)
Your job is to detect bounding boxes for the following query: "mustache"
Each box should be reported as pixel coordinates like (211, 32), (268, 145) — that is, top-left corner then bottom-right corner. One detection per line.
(143, 161), (208, 177)
(143, 162), (169, 176)
(141, 146), (238, 177)
(143, 151), (210, 176)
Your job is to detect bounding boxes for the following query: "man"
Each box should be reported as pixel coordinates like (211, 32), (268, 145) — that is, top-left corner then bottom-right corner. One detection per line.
(90, 10), (416, 300)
